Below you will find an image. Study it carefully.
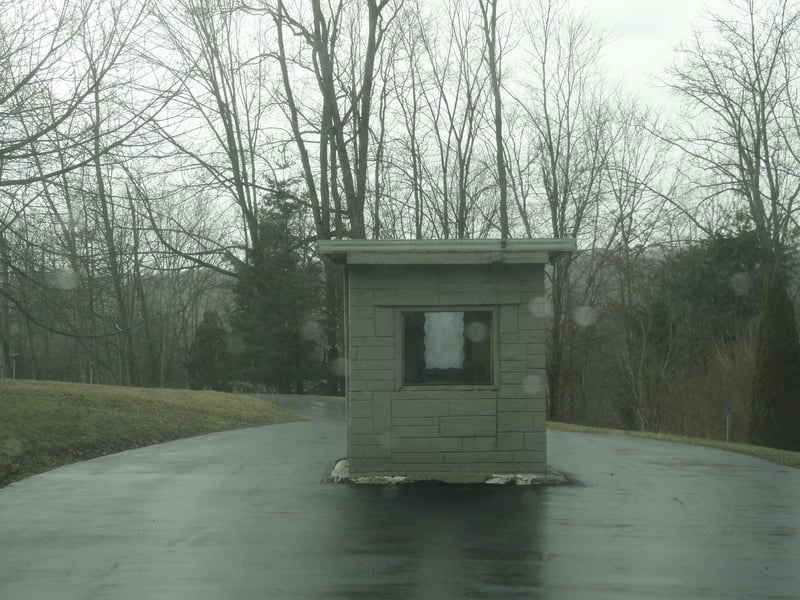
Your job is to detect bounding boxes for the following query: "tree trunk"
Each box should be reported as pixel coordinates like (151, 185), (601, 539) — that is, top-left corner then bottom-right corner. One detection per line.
(479, 0), (510, 239)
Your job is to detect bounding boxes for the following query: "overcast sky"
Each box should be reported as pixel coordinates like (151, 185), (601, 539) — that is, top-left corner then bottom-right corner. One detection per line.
(585, 0), (728, 110)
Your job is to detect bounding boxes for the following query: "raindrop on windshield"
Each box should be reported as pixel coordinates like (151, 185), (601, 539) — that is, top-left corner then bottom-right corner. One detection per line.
(522, 373), (545, 395)
(573, 306), (596, 328)
(465, 321), (488, 342)
(329, 357), (347, 376)
(299, 320), (324, 342)
(53, 270), (79, 291)
(729, 272), (753, 296)
(527, 296), (547, 318)
(3, 437), (23, 457)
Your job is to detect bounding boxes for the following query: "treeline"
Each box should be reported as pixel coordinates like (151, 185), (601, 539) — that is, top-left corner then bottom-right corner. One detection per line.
(2, 0), (799, 447)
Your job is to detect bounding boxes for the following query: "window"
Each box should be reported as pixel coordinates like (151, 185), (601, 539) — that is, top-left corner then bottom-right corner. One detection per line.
(402, 310), (493, 385)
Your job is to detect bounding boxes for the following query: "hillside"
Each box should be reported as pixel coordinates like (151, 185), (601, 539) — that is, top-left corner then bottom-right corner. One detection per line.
(0, 380), (300, 488)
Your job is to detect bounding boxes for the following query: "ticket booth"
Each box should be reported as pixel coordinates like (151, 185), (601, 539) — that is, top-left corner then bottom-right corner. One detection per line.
(318, 239), (575, 483)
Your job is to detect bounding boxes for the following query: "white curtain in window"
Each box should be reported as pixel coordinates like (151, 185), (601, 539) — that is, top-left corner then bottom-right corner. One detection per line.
(424, 312), (464, 369)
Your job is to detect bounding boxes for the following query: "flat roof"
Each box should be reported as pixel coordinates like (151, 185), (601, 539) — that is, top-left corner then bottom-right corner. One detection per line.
(317, 239), (576, 265)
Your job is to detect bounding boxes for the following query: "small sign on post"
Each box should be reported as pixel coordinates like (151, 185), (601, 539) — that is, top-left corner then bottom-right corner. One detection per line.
(724, 405), (734, 442)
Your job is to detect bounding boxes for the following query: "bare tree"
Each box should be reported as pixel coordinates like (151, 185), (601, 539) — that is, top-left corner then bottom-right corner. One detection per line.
(478, 0), (510, 238)
(145, 0), (280, 270)
(0, 0), (157, 189)
(265, 0), (403, 393)
(266, 0), (402, 240)
(666, 0), (800, 255)
(415, 0), (491, 239)
(518, 0), (610, 418)
(600, 104), (676, 429)
(387, 3), (430, 238)
(0, 0), (169, 380)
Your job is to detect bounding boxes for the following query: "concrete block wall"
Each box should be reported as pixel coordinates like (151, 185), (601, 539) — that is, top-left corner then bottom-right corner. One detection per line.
(346, 263), (547, 482)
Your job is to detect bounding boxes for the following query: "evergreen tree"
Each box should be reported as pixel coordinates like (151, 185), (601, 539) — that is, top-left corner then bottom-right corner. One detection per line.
(751, 263), (800, 450)
(231, 186), (322, 393)
(656, 229), (768, 344)
(611, 228), (769, 432)
(186, 311), (230, 391)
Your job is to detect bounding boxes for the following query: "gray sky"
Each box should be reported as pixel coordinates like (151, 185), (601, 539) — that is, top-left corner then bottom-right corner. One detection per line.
(586, 0), (727, 110)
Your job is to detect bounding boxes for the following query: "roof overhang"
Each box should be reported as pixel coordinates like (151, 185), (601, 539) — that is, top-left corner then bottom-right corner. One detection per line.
(317, 239), (577, 266)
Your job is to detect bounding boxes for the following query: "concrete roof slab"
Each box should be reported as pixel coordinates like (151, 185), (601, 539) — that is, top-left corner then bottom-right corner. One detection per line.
(318, 238), (577, 265)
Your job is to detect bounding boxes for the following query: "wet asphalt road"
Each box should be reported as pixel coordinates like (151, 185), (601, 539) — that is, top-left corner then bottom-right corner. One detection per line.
(1, 397), (798, 599)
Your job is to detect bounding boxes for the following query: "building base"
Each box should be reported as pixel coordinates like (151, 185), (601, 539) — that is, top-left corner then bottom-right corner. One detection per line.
(327, 459), (567, 485)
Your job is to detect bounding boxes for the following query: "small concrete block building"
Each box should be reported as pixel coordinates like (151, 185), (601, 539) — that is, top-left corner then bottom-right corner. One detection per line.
(319, 239), (576, 483)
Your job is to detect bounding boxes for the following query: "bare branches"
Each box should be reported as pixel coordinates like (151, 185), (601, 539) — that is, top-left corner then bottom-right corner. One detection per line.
(478, 0), (509, 238)
(0, 0), (158, 188)
(146, 0), (277, 252)
(266, 0), (402, 240)
(666, 0), (800, 254)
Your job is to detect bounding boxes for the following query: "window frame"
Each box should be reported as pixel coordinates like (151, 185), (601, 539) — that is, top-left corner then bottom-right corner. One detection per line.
(396, 306), (498, 391)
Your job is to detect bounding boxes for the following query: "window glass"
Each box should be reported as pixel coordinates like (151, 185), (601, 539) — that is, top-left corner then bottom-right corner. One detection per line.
(402, 311), (492, 385)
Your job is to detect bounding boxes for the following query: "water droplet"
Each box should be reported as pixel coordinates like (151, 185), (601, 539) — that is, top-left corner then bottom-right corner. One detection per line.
(2, 437), (23, 457)
(382, 485), (399, 500)
(522, 373), (545, 395)
(729, 272), (753, 296)
(527, 296), (546, 317)
(53, 270), (78, 290)
(300, 320), (324, 342)
(573, 306), (596, 328)
(329, 357), (347, 376)
(465, 321), (488, 342)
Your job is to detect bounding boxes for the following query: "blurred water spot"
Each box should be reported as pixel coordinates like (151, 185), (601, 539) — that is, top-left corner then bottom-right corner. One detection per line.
(53, 270), (79, 290)
(729, 272), (753, 296)
(300, 320), (324, 342)
(573, 306), (596, 328)
(329, 358), (347, 376)
(3, 437), (23, 457)
(527, 296), (547, 318)
(522, 373), (545, 396)
(465, 321), (488, 343)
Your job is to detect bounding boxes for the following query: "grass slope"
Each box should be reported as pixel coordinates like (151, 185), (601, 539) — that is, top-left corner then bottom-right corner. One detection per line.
(0, 380), (301, 488)
(548, 420), (800, 469)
